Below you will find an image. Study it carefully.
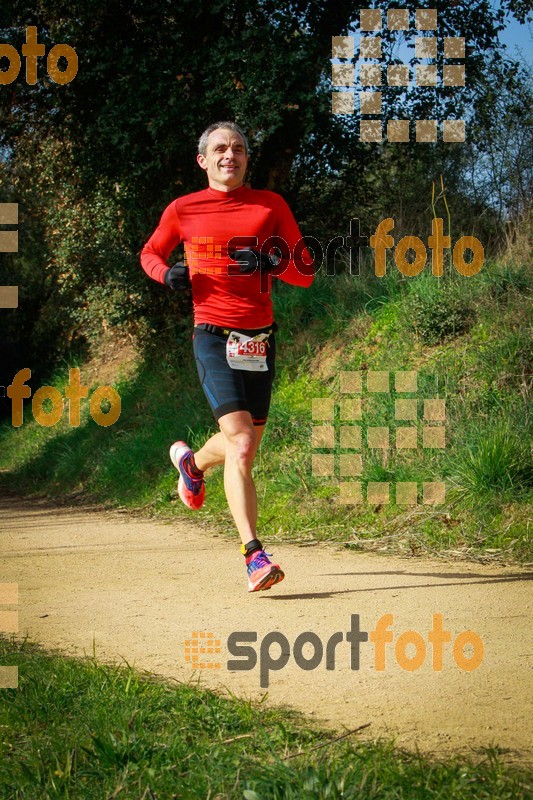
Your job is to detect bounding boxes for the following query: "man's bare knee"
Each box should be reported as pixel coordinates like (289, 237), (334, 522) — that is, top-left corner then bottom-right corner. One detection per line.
(225, 429), (257, 468)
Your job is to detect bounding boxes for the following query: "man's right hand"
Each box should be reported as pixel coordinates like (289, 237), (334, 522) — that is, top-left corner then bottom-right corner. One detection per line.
(164, 262), (190, 291)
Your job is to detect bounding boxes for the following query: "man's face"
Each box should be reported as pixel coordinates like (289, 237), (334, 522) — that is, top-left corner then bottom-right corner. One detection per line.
(197, 128), (248, 191)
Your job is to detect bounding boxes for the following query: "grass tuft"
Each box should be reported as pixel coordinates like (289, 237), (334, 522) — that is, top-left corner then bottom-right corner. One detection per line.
(449, 422), (532, 505)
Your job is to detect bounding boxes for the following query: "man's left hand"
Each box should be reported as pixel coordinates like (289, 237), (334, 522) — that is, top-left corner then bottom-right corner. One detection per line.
(228, 249), (279, 275)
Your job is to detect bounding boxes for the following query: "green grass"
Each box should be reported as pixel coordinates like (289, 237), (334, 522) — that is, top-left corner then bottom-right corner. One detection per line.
(0, 260), (531, 561)
(448, 421), (532, 505)
(0, 636), (530, 799)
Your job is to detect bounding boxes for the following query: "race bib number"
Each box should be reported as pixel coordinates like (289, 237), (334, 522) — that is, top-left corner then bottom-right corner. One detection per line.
(226, 331), (269, 371)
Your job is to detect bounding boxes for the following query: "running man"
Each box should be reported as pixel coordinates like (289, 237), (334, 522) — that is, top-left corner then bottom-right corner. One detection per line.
(140, 121), (313, 592)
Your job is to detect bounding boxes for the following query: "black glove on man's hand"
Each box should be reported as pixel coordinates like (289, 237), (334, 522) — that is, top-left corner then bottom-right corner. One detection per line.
(228, 249), (279, 275)
(164, 261), (190, 291)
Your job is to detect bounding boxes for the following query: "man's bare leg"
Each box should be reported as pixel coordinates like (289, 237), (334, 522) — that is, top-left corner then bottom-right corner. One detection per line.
(191, 412), (282, 591)
(194, 422), (265, 474)
(194, 431), (225, 470)
(200, 410), (262, 546)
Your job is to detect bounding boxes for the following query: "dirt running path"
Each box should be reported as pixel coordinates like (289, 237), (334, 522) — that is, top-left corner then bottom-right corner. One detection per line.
(1, 498), (531, 761)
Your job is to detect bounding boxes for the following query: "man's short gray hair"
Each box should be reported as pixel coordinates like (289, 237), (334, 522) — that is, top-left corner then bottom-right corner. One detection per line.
(198, 121), (249, 156)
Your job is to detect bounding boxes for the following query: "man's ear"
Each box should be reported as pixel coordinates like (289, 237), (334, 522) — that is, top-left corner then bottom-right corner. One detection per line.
(197, 153), (207, 171)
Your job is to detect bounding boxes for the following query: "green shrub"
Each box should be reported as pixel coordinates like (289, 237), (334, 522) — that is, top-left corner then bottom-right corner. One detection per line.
(407, 282), (474, 345)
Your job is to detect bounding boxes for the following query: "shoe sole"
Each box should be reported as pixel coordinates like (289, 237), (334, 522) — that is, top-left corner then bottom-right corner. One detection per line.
(248, 566), (285, 593)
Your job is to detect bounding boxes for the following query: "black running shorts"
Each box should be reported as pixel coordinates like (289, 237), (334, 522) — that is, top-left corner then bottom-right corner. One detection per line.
(192, 325), (276, 426)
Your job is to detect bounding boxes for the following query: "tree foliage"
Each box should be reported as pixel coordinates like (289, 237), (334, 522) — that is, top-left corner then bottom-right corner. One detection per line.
(0, 0), (530, 387)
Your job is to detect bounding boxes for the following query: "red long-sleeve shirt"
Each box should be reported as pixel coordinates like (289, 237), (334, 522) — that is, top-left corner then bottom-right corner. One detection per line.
(140, 185), (314, 328)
